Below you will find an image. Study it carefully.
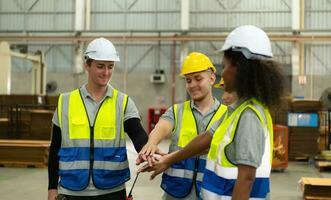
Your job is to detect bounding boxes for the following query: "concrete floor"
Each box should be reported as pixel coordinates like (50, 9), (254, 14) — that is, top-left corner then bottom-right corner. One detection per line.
(0, 140), (330, 200)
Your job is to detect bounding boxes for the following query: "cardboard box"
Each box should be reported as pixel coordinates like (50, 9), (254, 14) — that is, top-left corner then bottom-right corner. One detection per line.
(300, 177), (331, 199)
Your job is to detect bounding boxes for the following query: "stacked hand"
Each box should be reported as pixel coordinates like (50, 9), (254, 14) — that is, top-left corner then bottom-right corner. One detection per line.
(136, 142), (171, 179)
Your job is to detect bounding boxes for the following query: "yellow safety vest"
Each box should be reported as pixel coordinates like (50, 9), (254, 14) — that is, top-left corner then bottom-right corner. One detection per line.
(57, 88), (130, 191)
(161, 100), (227, 198)
(201, 98), (273, 199)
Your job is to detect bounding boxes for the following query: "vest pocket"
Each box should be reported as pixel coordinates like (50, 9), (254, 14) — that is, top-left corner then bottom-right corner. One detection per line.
(70, 119), (90, 139)
(94, 125), (116, 140)
(58, 148), (90, 190)
(59, 169), (89, 191)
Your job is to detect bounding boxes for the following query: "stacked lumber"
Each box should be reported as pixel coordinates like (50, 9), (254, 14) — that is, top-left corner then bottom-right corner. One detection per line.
(318, 111), (330, 152)
(0, 95), (56, 140)
(0, 139), (50, 168)
(23, 109), (54, 140)
(314, 151), (331, 172)
(0, 118), (9, 139)
(300, 177), (331, 200)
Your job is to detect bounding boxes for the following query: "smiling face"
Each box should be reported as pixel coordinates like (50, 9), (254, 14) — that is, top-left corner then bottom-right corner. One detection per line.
(184, 70), (216, 102)
(221, 91), (238, 106)
(221, 56), (237, 93)
(85, 60), (115, 88)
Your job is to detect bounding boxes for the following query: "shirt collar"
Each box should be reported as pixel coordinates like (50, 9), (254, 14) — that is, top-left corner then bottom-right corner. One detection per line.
(80, 84), (114, 99)
(190, 97), (220, 113)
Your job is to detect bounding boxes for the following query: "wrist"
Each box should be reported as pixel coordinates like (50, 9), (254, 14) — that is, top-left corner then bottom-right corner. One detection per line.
(147, 139), (159, 146)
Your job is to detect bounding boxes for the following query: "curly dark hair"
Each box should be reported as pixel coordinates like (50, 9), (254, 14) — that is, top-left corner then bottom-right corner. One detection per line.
(224, 50), (285, 108)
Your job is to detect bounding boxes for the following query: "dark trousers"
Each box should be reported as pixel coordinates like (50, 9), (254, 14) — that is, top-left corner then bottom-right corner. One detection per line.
(60, 189), (126, 200)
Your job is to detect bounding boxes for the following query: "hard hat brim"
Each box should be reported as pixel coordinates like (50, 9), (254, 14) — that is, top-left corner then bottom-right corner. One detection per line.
(180, 68), (215, 76)
(216, 47), (272, 60)
(85, 52), (120, 62)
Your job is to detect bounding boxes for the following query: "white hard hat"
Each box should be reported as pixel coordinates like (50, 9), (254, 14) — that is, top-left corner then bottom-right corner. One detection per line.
(221, 25), (273, 60)
(84, 37), (120, 62)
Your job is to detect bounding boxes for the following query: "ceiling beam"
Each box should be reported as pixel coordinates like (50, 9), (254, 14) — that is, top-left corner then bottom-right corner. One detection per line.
(2, 34), (331, 43)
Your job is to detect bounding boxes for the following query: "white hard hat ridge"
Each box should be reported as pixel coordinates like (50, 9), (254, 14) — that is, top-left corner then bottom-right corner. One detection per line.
(221, 25), (273, 59)
(84, 37), (120, 62)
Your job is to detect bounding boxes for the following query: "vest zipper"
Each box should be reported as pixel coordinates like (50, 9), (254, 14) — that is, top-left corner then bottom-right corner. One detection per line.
(78, 90), (95, 184)
(89, 126), (94, 176)
(78, 90), (108, 187)
(90, 99), (106, 185)
(189, 102), (200, 196)
(193, 156), (199, 196)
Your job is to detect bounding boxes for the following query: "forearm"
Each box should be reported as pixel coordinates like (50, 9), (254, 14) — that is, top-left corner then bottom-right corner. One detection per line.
(124, 118), (148, 152)
(48, 124), (61, 190)
(148, 119), (173, 145)
(167, 132), (212, 165)
(232, 165), (256, 200)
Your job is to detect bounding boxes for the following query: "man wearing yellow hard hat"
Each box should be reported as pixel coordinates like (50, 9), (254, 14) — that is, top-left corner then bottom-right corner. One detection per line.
(136, 52), (227, 200)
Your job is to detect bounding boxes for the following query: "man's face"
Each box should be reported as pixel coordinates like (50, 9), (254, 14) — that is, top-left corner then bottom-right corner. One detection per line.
(185, 70), (215, 101)
(221, 91), (238, 106)
(85, 60), (115, 87)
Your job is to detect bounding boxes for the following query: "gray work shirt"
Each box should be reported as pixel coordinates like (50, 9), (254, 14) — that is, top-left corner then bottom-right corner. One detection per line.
(208, 99), (270, 199)
(52, 84), (140, 196)
(161, 99), (221, 135)
(161, 98), (221, 200)
(208, 99), (265, 168)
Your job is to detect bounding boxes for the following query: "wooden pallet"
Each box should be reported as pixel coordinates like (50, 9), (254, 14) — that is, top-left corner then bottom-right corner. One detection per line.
(0, 161), (47, 168)
(315, 161), (331, 172)
(0, 139), (50, 168)
(295, 156), (310, 161)
(306, 196), (331, 200)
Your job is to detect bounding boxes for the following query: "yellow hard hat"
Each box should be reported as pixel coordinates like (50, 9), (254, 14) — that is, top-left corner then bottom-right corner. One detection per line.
(214, 78), (224, 88)
(180, 52), (216, 76)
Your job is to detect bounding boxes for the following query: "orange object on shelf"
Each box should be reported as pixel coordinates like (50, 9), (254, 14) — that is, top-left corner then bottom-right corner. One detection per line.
(148, 107), (167, 133)
(272, 125), (289, 170)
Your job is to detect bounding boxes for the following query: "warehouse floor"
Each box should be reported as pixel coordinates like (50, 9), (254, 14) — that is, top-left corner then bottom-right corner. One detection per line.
(0, 140), (330, 200)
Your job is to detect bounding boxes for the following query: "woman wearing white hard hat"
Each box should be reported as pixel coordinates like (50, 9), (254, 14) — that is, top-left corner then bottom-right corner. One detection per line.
(48, 38), (149, 200)
(138, 25), (285, 200)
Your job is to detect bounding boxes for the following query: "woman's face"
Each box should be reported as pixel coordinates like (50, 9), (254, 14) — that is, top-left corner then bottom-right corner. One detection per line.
(221, 56), (237, 92)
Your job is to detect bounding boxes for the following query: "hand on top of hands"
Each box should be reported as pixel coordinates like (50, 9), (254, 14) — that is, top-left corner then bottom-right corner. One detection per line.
(136, 142), (166, 166)
(137, 153), (171, 180)
(135, 142), (169, 179)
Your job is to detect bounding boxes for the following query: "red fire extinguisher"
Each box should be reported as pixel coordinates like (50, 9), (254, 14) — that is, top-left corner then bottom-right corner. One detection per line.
(126, 172), (140, 200)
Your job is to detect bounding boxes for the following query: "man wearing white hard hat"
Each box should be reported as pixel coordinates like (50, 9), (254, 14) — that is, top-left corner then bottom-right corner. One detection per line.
(48, 38), (149, 200)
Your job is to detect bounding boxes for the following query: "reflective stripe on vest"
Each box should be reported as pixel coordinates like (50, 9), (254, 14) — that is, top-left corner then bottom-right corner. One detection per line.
(201, 98), (273, 199)
(161, 101), (227, 198)
(57, 88), (130, 191)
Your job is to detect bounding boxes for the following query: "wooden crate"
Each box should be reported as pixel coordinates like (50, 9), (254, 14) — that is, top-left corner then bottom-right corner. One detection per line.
(26, 109), (53, 140)
(300, 177), (331, 199)
(0, 118), (10, 139)
(315, 161), (331, 172)
(0, 139), (50, 168)
(305, 196), (331, 200)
